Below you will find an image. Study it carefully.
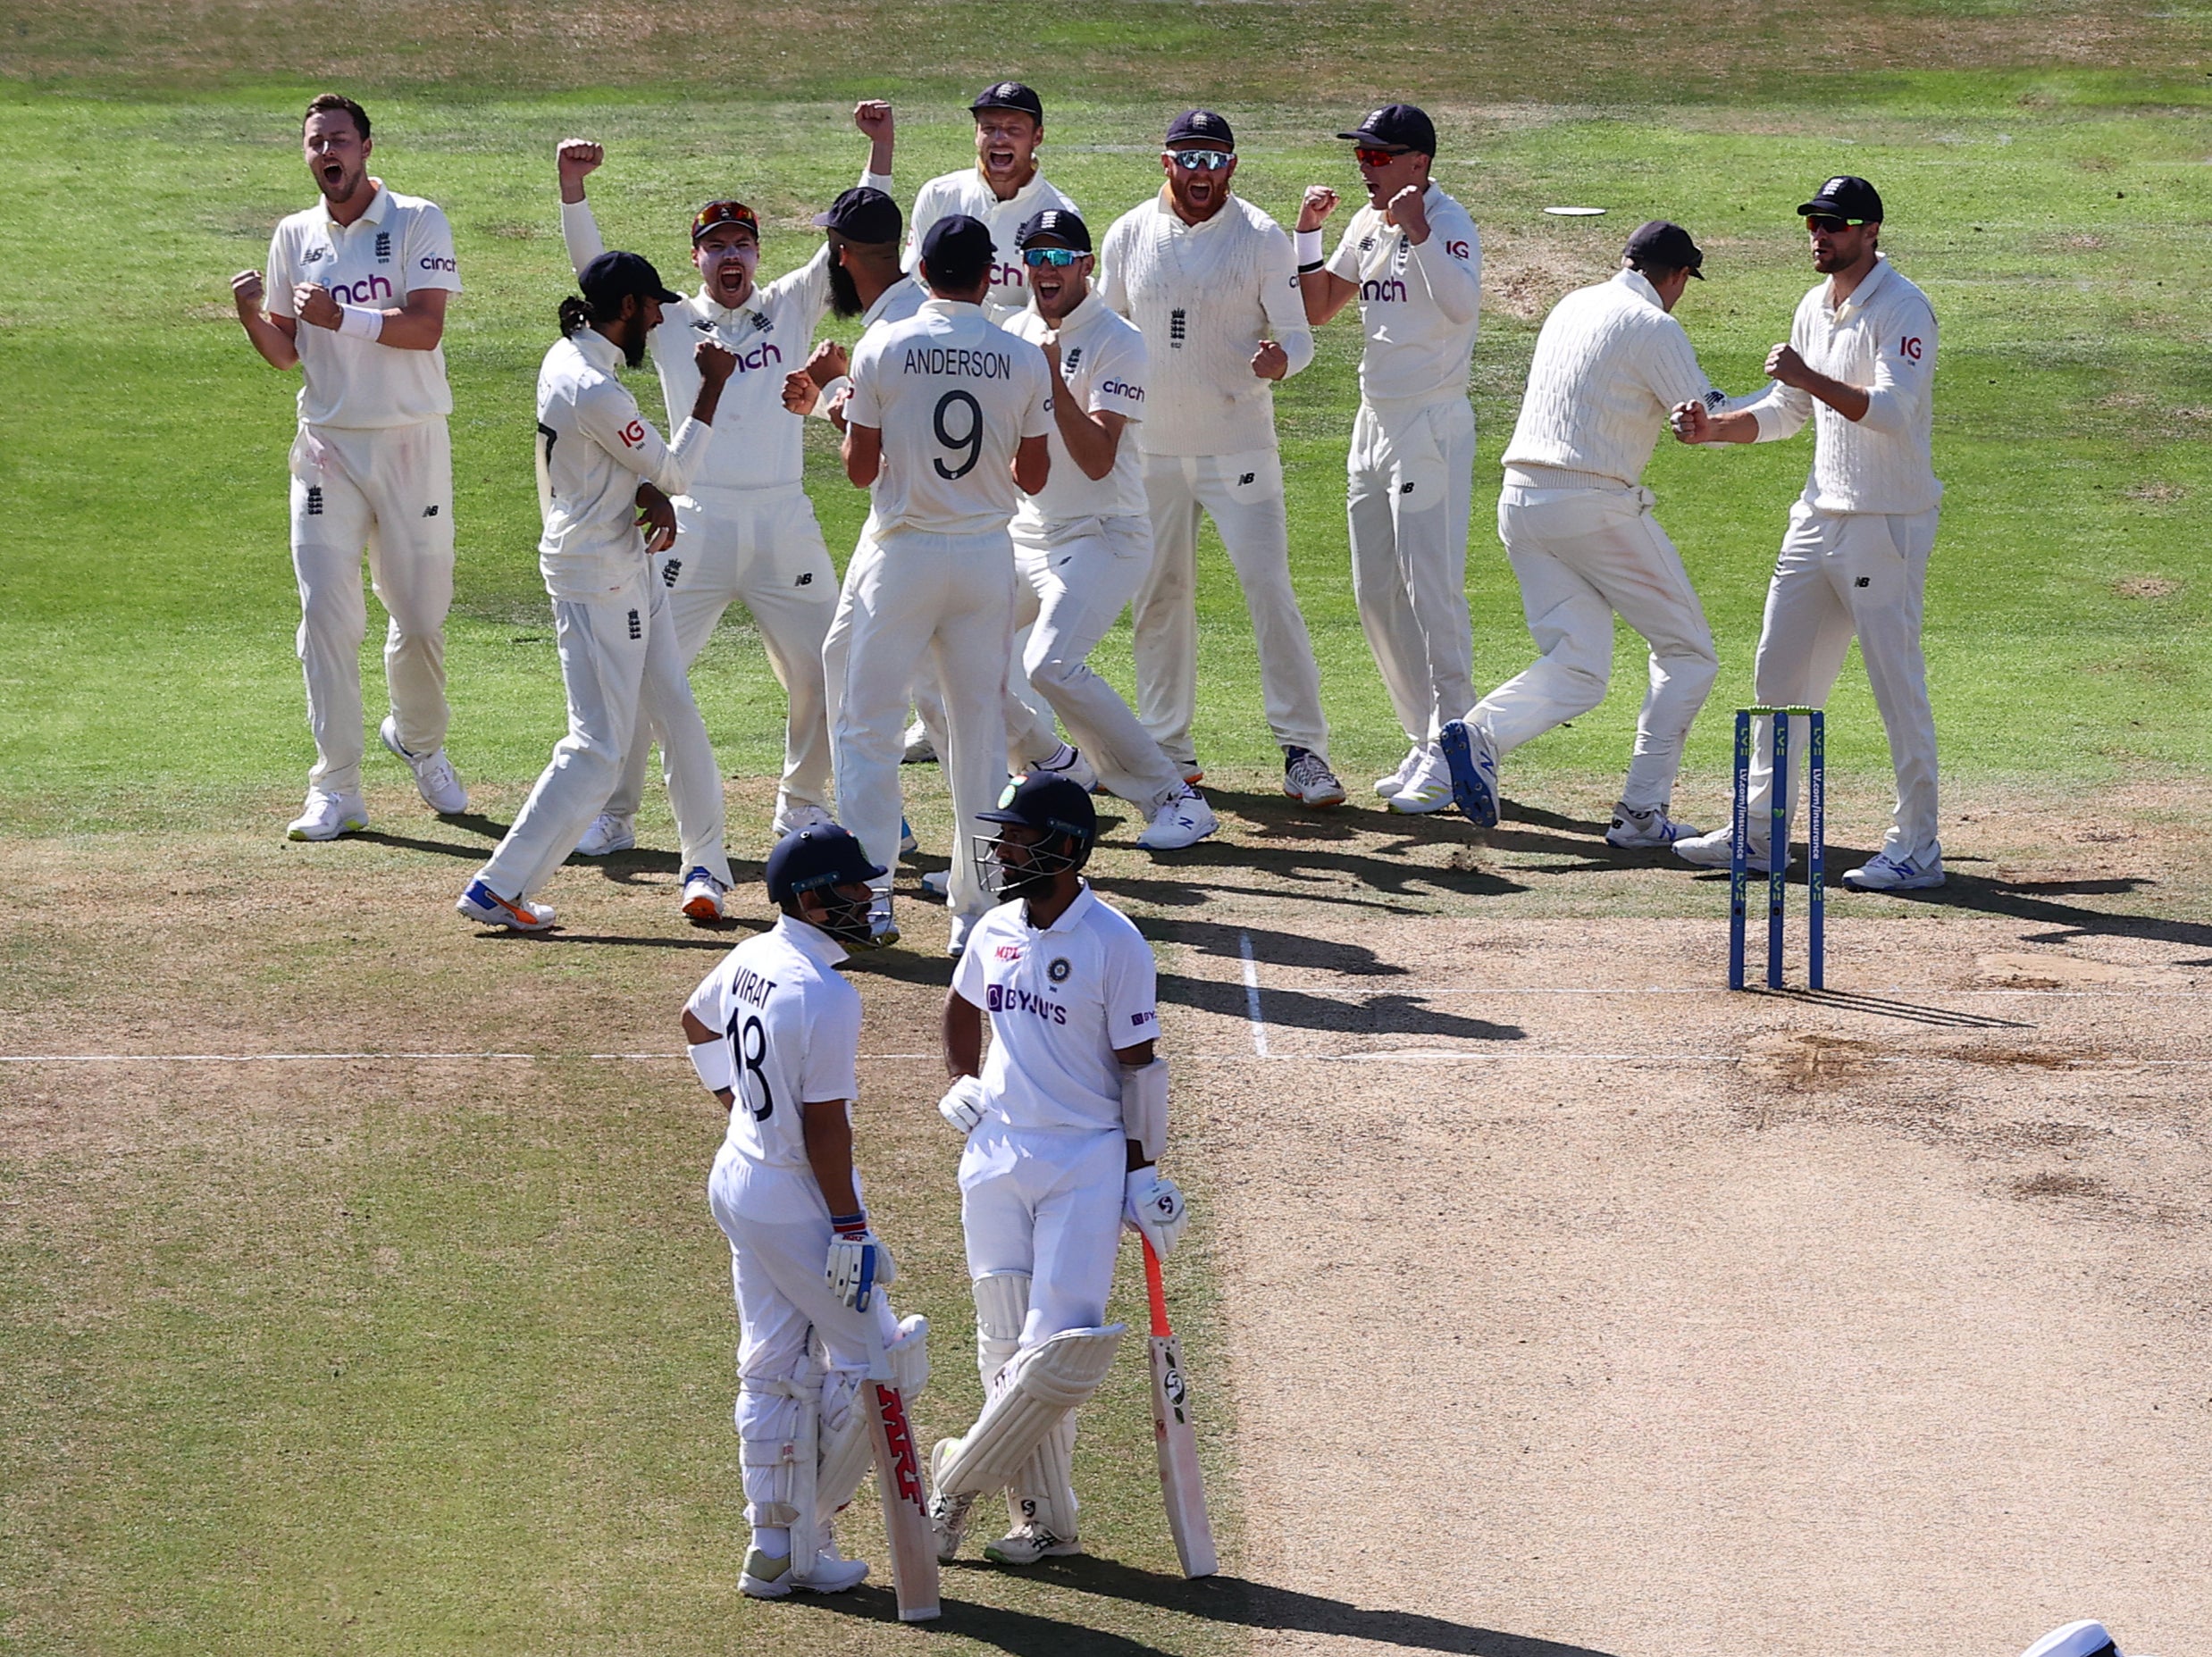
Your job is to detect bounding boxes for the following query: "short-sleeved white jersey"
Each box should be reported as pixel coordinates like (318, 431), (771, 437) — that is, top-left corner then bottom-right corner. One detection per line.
(265, 184), (462, 429)
(688, 914), (863, 1223)
(843, 298), (1053, 538)
(904, 168), (1080, 308)
(560, 168), (892, 494)
(533, 328), (710, 600)
(951, 883), (1160, 1134)
(1323, 184), (1481, 406)
(1001, 291), (1150, 526)
(1735, 255), (1941, 515)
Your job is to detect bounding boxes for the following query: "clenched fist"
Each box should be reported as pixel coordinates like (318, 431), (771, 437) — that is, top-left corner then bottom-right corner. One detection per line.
(230, 269), (266, 315)
(557, 138), (603, 203)
(1296, 184), (1339, 233)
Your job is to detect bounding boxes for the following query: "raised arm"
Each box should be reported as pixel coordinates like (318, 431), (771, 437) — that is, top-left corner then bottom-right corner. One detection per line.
(1295, 186), (1356, 327)
(555, 138), (607, 272)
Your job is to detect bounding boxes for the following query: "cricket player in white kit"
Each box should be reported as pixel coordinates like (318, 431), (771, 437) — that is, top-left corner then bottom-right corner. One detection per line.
(904, 82), (1077, 312)
(1437, 222), (1731, 847)
(926, 774), (1191, 1566)
(1672, 177), (1947, 891)
(1099, 110), (1345, 806)
(827, 215), (1054, 954)
(230, 94), (467, 840)
(456, 253), (737, 932)
(682, 824), (929, 1598)
(1298, 105), (1482, 813)
(552, 106), (898, 861)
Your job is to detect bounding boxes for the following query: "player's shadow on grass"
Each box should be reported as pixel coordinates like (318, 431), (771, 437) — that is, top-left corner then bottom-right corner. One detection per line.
(353, 814), (507, 857)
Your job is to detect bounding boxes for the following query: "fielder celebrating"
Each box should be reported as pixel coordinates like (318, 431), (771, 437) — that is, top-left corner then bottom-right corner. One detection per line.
(1298, 105), (1482, 814)
(1671, 177), (1946, 891)
(553, 103), (896, 867)
(1437, 222), (1730, 846)
(230, 94), (466, 840)
(1099, 110), (1344, 805)
(905, 82), (1078, 310)
(926, 774), (1191, 1566)
(456, 253), (737, 932)
(826, 214), (1054, 953)
(683, 824), (929, 1599)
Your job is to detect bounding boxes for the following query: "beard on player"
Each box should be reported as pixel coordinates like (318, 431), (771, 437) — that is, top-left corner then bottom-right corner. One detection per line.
(826, 254), (864, 319)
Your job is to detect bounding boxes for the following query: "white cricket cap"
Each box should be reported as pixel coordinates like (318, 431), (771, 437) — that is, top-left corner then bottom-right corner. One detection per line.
(2021, 1620), (2134, 1657)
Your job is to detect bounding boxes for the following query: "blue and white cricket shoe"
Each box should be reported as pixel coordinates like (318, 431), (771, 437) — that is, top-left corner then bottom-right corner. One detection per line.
(680, 867), (728, 923)
(1841, 851), (1945, 891)
(899, 816), (918, 858)
(456, 877), (556, 932)
(1437, 718), (1500, 829)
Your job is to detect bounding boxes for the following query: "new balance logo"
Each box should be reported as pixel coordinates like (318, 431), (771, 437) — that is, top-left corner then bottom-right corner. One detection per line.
(1236, 472), (1255, 487)
(1400, 481), (1416, 494)
(422, 503), (440, 516)
(795, 571), (813, 586)
(305, 485), (323, 516)
(627, 609), (641, 640)
(661, 557), (683, 588)
(303, 246), (329, 264)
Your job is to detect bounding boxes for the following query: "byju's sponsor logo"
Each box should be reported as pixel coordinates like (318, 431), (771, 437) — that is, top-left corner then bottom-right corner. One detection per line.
(984, 983), (1068, 1024)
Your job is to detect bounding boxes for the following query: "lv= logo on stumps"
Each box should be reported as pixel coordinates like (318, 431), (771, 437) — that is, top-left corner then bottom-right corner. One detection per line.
(1728, 706), (1825, 991)
(856, 1253), (941, 1621)
(1143, 1234), (1219, 1578)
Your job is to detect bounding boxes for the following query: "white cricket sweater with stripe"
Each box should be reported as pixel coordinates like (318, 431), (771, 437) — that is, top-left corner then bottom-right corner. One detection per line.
(1097, 190), (1314, 457)
(1735, 255), (1941, 515)
(1502, 269), (1729, 490)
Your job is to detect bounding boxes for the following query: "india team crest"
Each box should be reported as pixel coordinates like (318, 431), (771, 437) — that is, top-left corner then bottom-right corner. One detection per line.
(1048, 958), (1071, 983)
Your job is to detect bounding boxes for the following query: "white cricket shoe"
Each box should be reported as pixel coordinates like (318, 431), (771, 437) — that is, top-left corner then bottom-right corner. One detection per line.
(920, 868), (951, 899)
(983, 1522), (1083, 1566)
(1437, 719), (1500, 828)
(738, 1543), (864, 1598)
(1035, 744), (1098, 793)
(1282, 747), (1346, 808)
(1386, 746), (1455, 814)
(1374, 743), (1425, 798)
(947, 912), (976, 959)
(680, 867), (728, 923)
(379, 716), (467, 815)
(1136, 786), (1218, 850)
(1672, 826), (1780, 875)
(574, 813), (635, 857)
(927, 1438), (978, 1561)
(771, 801), (834, 841)
(1842, 850), (1946, 891)
(456, 877), (556, 932)
(738, 1547), (795, 1600)
(867, 899), (901, 950)
(287, 789), (369, 841)
(902, 722), (937, 765)
(1605, 802), (1700, 849)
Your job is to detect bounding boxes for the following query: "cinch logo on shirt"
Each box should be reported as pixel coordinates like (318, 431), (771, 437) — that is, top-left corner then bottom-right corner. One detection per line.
(331, 273), (396, 305)
(1360, 277), (1408, 303)
(991, 260), (1026, 290)
(1099, 378), (1144, 401)
(730, 341), (783, 372)
(985, 983), (1068, 1024)
(419, 255), (457, 272)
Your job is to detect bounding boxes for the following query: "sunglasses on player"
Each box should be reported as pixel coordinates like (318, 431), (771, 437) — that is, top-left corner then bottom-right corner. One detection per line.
(1353, 146), (1413, 167)
(1167, 148), (1235, 172)
(1804, 214), (1870, 233)
(1021, 247), (1084, 267)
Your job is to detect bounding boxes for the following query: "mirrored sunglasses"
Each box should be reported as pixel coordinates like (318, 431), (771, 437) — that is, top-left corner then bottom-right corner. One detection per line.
(1804, 214), (1868, 233)
(1353, 146), (1412, 167)
(1168, 148), (1235, 172)
(1021, 247), (1083, 267)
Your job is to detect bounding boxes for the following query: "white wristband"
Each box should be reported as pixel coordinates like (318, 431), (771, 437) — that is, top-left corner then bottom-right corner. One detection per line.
(339, 304), (384, 341)
(1295, 228), (1324, 266)
(809, 374), (853, 419)
(688, 1037), (735, 1094)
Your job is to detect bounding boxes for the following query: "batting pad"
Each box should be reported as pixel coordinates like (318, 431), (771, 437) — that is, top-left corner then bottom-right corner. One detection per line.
(934, 1324), (1125, 1497)
(817, 1315), (929, 1519)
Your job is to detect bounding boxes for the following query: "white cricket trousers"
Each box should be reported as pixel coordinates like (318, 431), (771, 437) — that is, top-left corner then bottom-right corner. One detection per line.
(1348, 396), (1479, 744)
(824, 527), (1014, 924)
(475, 574), (732, 901)
(709, 1154), (897, 1532)
(1133, 448), (1329, 764)
(599, 485), (837, 828)
(1742, 501), (1943, 862)
(1473, 481), (1720, 811)
(959, 1125), (1125, 1347)
(288, 420), (453, 796)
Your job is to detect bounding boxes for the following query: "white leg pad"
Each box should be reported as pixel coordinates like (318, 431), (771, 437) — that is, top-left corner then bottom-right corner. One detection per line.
(816, 1315), (929, 1526)
(973, 1271), (1029, 1389)
(738, 1375), (817, 1536)
(1010, 1413), (1079, 1538)
(934, 1324), (1125, 1498)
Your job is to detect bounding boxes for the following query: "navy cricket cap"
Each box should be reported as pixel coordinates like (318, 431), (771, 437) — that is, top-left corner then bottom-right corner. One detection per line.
(1337, 104), (1437, 156)
(1624, 220), (1705, 279)
(580, 249), (682, 308)
(1165, 109), (1235, 149)
(979, 773), (1097, 845)
(1797, 175), (1883, 222)
(918, 213), (996, 289)
(765, 824), (885, 905)
(813, 185), (902, 244)
(970, 80), (1044, 121)
(1016, 207), (1091, 252)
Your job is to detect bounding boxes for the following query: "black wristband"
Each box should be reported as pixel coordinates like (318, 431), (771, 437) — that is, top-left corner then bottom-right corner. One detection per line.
(1297, 259), (1326, 274)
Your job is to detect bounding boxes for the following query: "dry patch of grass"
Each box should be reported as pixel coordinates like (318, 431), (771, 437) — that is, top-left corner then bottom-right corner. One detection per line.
(2114, 575), (2183, 598)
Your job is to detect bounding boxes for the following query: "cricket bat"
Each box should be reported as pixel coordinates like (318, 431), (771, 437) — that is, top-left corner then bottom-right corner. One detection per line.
(858, 1258), (940, 1622)
(1142, 1234), (1218, 1578)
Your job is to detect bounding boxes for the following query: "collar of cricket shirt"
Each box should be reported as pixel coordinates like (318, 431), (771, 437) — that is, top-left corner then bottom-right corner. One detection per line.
(570, 325), (625, 374)
(1828, 251), (1894, 320)
(695, 289), (768, 335)
(773, 909), (850, 969)
(1615, 268), (1664, 310)
(863, 274), (918, 327)
(1026, 881), (1097, 936)
(317, 180), (393, 233)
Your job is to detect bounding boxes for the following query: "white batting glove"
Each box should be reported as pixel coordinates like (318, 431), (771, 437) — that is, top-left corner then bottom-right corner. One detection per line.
(938, 1074), (987, 1134)
(1124, 1168), (1190, 1259)
(825, 1218), (896, 1310)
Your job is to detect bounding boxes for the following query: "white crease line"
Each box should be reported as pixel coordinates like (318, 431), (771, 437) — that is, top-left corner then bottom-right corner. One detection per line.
(1182, 1050), (2212, 1067)
(0, 1052), (936, 1065)
(1253, 984), (2212, 1000)
(1238, 930), (1269, 1059)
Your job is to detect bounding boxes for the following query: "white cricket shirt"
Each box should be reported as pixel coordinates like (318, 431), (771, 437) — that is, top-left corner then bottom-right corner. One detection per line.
(1502, 270), (1729, 490)
(1002, 292), (1150, 526)
(904, 167), (1079, 307)
(561, 171), (892, 493)
(951, 883), (1160, 1134)
(1323, 183), (1482, 406)
(808, 273), (929, 422)
(1097, 190), (1314, 456)
(264, 184), (463, 429)
(843, 298), (1053, 538)
(1735, 255), (1941, 515)
(533, 328), (711, 600)
(690, 914), (863, 1223)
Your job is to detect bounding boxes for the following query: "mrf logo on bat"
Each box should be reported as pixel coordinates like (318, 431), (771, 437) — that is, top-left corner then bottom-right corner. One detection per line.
(874, 1385), (925, 1502)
